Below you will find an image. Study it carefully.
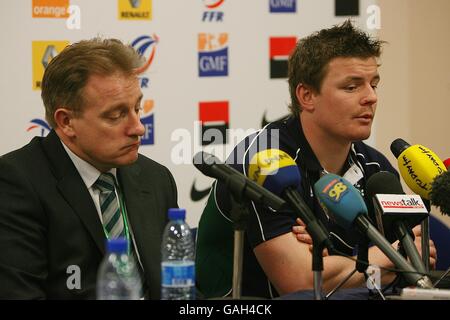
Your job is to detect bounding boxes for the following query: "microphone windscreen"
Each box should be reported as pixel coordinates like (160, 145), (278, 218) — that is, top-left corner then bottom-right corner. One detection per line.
(366, 171), (404, 199)
(393, 142), (446, 199)
(390, 138), (410, 158)
(430, 170), (450, 216)
(366, 171), (427, 241)
(314, 173), (368, 230)
(247, 149), (300, 195)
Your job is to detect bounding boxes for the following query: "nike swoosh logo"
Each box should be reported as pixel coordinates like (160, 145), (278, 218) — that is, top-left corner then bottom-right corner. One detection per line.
(190, 179), (212, 202)
(261, 111), (289, 128)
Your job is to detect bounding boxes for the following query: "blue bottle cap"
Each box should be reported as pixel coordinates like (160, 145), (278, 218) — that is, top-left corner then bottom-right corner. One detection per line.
(168, 208), (186, 221)
(106, 237), (128, 253)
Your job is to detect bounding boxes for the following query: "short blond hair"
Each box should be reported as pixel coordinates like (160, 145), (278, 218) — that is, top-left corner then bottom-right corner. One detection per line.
(41, 38), (144, 128)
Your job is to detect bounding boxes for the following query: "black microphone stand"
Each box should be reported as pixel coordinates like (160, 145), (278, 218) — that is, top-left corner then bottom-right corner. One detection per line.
(229, 195), (250, 299)
(422, 200), (432, 272)
(227, 173), (328, 300)
(311, 240), (324, 300)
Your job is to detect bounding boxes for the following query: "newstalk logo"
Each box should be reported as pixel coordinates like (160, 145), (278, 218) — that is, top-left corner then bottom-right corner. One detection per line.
(377, 194), (427, 213)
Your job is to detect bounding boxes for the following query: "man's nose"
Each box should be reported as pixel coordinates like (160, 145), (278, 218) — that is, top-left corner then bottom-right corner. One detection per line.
(361, 85), (377, 105)
(128, 112), (145, 137)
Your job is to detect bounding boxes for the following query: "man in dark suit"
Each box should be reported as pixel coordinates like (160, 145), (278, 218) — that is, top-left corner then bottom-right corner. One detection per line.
(0, 38), (178, 299)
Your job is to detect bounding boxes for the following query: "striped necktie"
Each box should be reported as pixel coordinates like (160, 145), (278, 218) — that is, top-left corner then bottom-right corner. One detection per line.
(93, 173), (125, 239)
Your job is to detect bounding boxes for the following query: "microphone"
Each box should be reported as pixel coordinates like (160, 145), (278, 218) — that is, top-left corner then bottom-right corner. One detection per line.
(390, 138), (446, 271)
(314, 173), (432, 289)
(193, 151), (288, 300)
(367, 171), (429, 274)
(430, 170), (450, 216)
(193, 151), (286, 211)
(390, 138), (447, 199)
(247, 149), (333, 251)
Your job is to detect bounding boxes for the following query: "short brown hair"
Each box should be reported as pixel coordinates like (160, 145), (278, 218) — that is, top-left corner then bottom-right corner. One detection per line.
(41, 38), (144, 128)
(288, 20), (384, 118)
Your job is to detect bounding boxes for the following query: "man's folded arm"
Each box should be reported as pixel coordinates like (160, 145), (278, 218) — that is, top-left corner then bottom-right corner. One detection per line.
(254, 232), (397, 296)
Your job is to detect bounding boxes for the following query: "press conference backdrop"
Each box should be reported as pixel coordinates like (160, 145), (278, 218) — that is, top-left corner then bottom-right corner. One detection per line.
(1, 0), (382, 227)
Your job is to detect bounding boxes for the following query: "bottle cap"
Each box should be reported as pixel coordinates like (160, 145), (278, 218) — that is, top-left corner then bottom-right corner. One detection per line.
(106, 237), (128, 253)
(168, 208), (186, 221)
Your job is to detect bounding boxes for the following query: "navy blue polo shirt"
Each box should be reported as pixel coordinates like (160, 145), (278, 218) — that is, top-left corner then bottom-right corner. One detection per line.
(212, 116), (399, 298)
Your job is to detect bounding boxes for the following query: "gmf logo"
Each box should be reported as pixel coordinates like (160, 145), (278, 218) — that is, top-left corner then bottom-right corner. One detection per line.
(32, 41), (70, 90)
(198, 33), (228, 77)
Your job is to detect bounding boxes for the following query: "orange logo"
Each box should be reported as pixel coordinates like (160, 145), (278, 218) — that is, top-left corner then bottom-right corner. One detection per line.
(32, 0), (70, 18)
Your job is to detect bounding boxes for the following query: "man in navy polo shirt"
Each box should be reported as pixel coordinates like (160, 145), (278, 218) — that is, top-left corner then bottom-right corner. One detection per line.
(195, 21), (436, 299)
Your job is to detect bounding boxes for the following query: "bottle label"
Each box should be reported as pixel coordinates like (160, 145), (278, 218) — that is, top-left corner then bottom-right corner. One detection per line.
(161, 261), (195, 287)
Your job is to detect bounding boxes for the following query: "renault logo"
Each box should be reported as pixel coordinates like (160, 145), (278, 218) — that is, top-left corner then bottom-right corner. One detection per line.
(42, 45), (58, 69)
(129, 0), (141, 8)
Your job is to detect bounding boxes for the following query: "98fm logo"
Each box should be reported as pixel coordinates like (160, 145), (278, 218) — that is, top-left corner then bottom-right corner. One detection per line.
(321, 179), (349, 203)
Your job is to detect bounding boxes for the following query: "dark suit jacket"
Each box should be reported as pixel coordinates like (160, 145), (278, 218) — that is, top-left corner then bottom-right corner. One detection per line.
(0, 130), (178, 299)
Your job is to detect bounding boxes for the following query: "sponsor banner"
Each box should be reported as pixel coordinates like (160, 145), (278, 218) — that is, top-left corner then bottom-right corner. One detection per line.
(269, 0), (296, 13)
(141, 100), (155, 145)
(118, 0), (152, 20)
(32, 41), (70, 90)
(335, 0), (359, 16)
(190, 179), (212, 202)
(202, 0), (225, 22)
(199, 101), (229, 145)
(269, 36), (296, 79)
(198, 33), (228, 77)
(26, 119), (51, 137)
(203, 0), (225, 9)
(131, 34), (159, 88)
(32, 0), (70, 18)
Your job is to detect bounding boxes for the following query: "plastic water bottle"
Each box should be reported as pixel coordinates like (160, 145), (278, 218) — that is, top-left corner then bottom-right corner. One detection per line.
(161, 208), (196, 300)
(96, 237), (142, 300)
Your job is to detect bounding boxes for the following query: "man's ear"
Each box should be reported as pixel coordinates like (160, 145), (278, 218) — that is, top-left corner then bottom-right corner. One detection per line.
(295, 84), (316, 112)
(54, 108), (76, 137)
